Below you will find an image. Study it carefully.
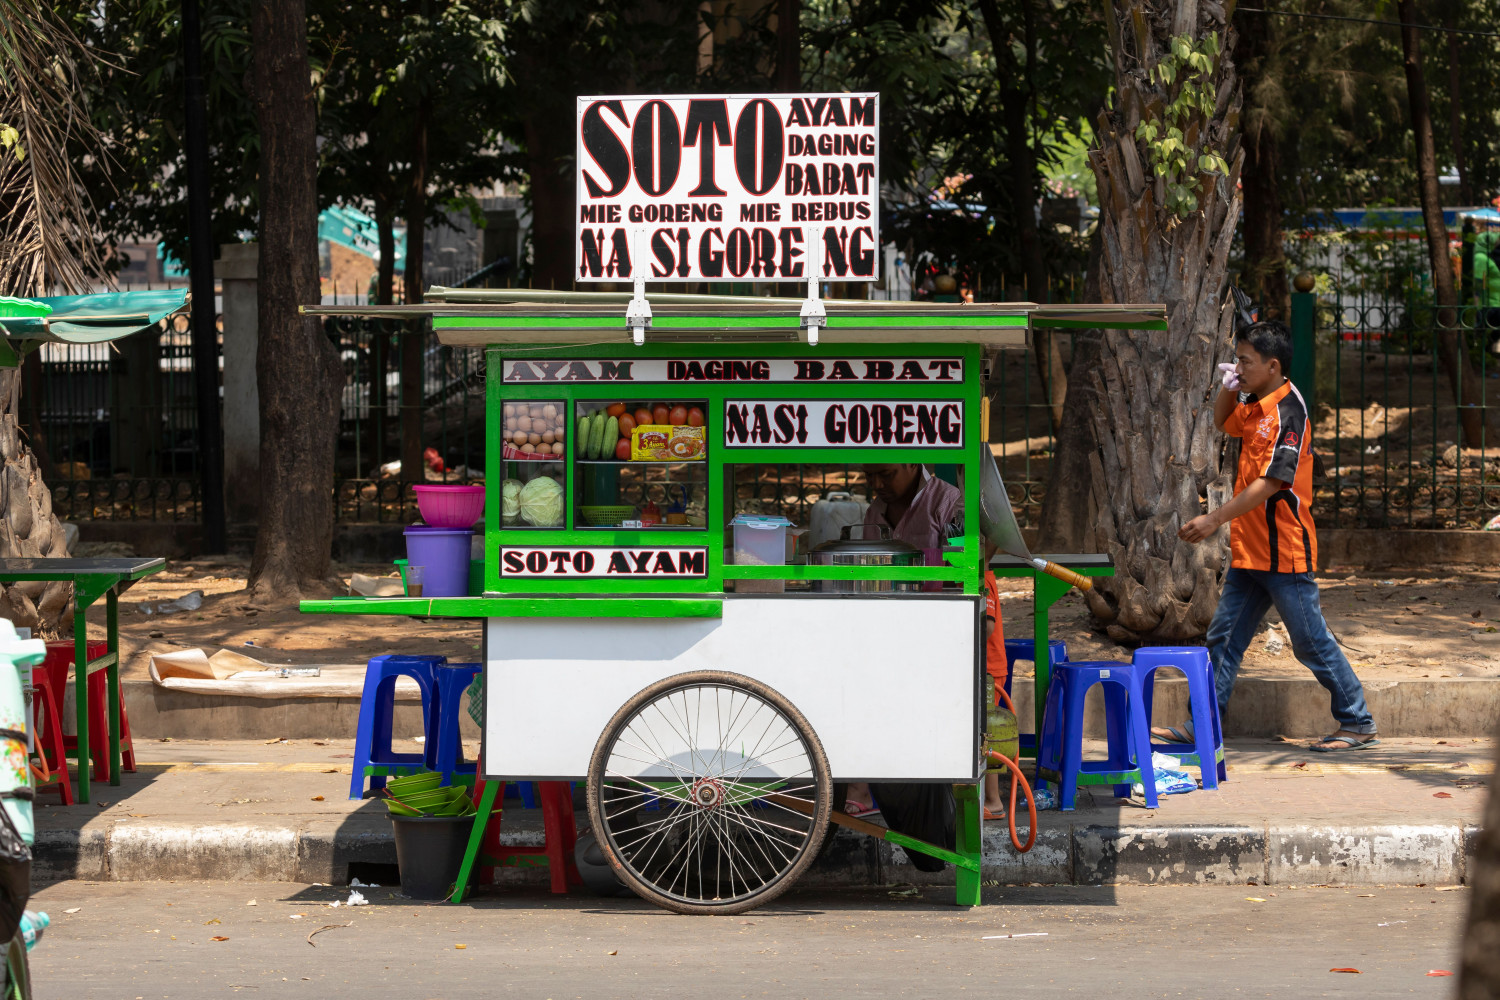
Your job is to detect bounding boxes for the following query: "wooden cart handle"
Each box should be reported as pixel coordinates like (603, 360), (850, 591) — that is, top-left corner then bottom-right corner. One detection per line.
(1031, 558), (1093, 592)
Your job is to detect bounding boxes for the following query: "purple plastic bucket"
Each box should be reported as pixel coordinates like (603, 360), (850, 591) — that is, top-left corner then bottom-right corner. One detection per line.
(404, 526), (473, 597)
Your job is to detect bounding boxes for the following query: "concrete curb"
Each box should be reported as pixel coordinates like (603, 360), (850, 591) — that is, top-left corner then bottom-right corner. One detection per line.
(34, 818), (1478, 890)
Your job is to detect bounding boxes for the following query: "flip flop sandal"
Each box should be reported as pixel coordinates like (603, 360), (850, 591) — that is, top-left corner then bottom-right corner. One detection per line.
(984, 806), (1007, 822)
(1153, 721), (1195, 744)
(1310, 734), (1381, 753)
(843, 800), (880, 818)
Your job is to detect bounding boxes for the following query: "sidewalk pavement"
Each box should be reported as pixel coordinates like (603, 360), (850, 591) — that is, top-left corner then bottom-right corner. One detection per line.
(31, 737), (1492, 891)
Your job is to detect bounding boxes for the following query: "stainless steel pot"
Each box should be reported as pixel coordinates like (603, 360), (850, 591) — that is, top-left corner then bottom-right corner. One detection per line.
(808, 524), (923, 592)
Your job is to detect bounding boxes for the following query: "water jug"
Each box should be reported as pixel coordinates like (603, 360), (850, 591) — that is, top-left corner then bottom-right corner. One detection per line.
(809, 491), (867, 551)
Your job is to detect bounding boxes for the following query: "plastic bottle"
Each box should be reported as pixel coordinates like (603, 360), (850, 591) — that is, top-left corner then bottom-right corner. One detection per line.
(19, 910), (47, 950)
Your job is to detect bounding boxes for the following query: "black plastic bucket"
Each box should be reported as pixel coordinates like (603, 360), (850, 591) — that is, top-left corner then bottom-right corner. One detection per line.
(390, 814), (476, 900)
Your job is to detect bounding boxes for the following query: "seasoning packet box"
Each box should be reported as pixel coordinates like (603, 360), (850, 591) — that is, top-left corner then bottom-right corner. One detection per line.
(631, 425), (705, 461)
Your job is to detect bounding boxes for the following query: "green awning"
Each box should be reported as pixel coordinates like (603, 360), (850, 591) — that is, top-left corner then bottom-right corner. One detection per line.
(0, 289), (191, 346)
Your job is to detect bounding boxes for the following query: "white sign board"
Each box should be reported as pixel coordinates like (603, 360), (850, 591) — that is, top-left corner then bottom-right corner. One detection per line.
(501, 357), (962, 384)
(576, 93), (879, 283)
(723, 399), (965, 449)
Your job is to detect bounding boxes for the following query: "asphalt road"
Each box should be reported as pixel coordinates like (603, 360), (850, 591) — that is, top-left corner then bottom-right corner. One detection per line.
(27, 880), (1467, 998)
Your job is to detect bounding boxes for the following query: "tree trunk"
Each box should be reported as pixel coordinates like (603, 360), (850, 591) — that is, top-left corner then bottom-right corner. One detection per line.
(0, 370), (72, 635)
(1398, 0), (1488, 449)
(401, 103), (430, 485)
(775, 0), (800, 91)
(1081, 0), (1244, 643)
(524, 114), (576, 290)
(372, 210), (396, 472)
(1461, 732), (1500, 995)
(1445, 23), (1474, 207)
(1235, 6), (1289, 321)
(1036, 227), (1104, 552)
(245, 0), (343, 605)
(977, 0), (1065, 435)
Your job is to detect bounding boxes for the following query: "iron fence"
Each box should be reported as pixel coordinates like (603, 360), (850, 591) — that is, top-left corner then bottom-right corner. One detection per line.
(42, 265), (1500, 532)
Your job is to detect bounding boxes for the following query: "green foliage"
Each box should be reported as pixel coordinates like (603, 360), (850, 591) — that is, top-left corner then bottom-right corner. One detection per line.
(804, 0), (1110, 290)
(1132, 32), (1228, 216)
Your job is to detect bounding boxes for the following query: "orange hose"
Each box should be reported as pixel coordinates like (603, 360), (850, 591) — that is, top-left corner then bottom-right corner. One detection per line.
(986, 750), (1037, 853)
(29, 755), (50, 785)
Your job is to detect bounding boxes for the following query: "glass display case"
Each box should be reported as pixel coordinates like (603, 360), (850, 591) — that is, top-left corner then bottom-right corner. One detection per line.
(498, 400), (567, 529)
(573, 399), (709, 530)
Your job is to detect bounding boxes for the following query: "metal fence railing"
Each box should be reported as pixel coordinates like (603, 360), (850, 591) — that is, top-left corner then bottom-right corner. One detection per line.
(43, 265), (1500, 532)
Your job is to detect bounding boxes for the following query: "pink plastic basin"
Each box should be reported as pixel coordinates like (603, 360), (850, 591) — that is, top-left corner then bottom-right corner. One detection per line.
(412, 485), (485, 528)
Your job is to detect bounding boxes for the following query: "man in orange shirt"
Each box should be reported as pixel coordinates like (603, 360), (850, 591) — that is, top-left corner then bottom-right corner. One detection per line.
(1157, 321), (1378, 752)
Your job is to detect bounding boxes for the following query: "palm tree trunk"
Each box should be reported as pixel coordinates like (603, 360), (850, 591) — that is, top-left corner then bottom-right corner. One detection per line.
(1079, 0), (1244, 643)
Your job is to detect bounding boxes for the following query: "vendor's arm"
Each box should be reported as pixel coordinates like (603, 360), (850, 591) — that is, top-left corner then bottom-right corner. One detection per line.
(1179, 476), (1284, 543)
(1213, 386), (1241, 431)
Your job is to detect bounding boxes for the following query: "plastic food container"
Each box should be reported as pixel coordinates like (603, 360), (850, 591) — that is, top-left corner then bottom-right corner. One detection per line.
(732, 515), (793, 594)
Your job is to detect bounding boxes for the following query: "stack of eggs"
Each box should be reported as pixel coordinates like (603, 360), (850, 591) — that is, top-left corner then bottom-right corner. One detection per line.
(503, 402), (566, 456)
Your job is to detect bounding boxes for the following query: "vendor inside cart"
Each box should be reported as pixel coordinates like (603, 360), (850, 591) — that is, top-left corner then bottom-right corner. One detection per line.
(837, 463), (964, 868)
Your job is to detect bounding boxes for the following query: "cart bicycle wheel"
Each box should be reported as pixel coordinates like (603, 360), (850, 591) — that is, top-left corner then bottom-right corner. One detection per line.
(586, 670), (832, 916)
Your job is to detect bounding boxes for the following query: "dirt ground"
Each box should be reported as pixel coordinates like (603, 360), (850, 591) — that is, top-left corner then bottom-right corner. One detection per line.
(1010, 565), (1500, 680)
(96, 556), (484, 678)
(92, 556), (1500, 681)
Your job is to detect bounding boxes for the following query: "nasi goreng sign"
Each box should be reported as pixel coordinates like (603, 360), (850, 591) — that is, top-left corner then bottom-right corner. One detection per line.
(576, 93), (879, 283)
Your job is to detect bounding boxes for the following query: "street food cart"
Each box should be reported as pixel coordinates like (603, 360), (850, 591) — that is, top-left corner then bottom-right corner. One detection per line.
(302, 293), (1163, 914)
(301, 92), (1164, 914)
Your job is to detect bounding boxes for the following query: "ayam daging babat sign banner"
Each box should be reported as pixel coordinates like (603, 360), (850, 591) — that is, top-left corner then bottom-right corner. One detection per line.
(576, 93), (879, 284)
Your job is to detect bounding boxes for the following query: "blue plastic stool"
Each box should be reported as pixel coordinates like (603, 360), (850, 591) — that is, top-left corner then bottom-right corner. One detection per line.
(1003, 639), (1067, 698)
(1005, 639), (1067, 753)
(505, 782), (540, 808)
(1037, 660), (1157, 810)
(1135, 646), (1225, 789)
(349, 654), (445, 799)
(427, 663), (483, 787)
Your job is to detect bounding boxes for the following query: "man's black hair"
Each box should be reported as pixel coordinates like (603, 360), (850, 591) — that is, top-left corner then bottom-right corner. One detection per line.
(1236, 320), (1293, 374)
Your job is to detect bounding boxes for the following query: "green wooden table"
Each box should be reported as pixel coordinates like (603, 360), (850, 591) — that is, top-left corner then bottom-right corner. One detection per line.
(990, 553), (1115, 750)
(0, 557), (165, 803)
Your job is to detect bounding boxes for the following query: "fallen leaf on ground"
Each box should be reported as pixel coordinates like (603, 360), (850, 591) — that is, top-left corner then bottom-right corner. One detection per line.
(1329, 968), (1361, 974)
(264, 737), (287, 744)
(1435, 792), (1453, 798)
(606, 949), (618, 955)
(63, 908), (80, 915)
(1290, 761), (1309, 769)
(1356, 894), (1375, 898)
(246, 900), (257, 906)
(311, 796), (324, 802)
(455, 944), (467, 950)
(205, 918), (221, 925)
(1245, 897), (1266, 902)
(1427, 970), (1453, 977)
(210, 936), (229, 942)
(1436, 885), (1466, 891)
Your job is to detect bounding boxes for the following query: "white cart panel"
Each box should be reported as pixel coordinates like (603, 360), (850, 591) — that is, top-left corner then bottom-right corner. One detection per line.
(483, 595), (981, 781)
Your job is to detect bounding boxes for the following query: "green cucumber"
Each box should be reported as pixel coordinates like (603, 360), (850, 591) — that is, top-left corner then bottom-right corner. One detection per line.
(603, 416), (619, 457)
(587, 412), (605, 458)
(576, 416), (589, 458)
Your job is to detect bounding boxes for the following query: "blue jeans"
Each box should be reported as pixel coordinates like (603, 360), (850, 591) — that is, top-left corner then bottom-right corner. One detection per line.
(1209, 568), (1376, 734)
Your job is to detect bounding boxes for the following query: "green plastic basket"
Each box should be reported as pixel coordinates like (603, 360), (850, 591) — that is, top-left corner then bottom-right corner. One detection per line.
(580, 505), (636, 527)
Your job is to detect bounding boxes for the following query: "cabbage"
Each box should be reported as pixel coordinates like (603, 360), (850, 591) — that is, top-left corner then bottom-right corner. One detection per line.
(518, 475), (564, 527)
(501, 479), (523, 519)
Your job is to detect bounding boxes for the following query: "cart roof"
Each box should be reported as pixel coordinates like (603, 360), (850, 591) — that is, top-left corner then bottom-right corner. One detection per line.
(303, 289), (1166, 348)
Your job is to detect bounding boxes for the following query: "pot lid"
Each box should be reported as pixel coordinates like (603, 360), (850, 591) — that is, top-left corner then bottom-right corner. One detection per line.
(811, 536), (921, 556)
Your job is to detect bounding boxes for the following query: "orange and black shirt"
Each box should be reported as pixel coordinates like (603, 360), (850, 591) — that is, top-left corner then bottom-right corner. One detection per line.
(1222, 380), (1318, 573)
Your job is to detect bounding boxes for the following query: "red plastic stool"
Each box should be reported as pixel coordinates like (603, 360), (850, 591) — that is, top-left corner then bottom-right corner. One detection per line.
(43, 641), (136, 778)
(470, 777), (580, 894)
(28, 668), (73, 805)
